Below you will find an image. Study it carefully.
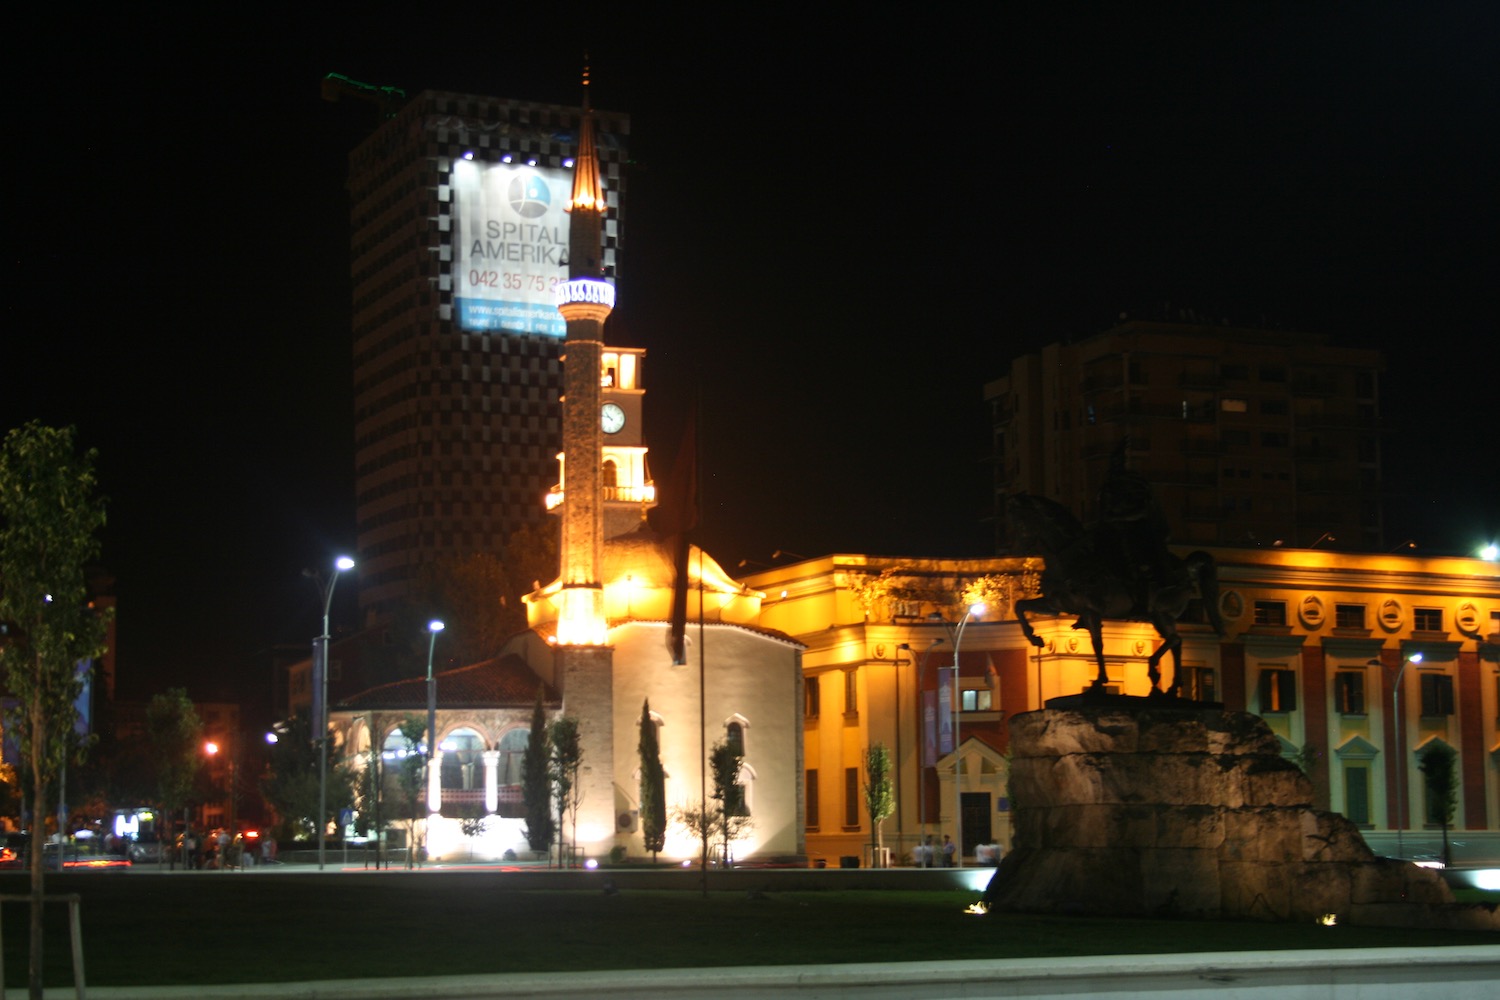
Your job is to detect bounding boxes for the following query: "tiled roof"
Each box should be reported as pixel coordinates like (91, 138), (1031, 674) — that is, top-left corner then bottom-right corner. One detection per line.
(336, 654), (557, 711)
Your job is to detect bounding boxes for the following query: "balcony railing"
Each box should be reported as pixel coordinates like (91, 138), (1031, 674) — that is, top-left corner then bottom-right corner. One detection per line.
(546, 482), (656, 510)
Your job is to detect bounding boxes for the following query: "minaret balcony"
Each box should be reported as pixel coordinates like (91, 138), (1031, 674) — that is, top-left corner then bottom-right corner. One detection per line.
(547, 482), (656, 510)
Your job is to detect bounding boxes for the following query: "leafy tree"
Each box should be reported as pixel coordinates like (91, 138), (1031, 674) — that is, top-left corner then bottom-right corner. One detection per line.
(500, 521), (559, 633)
(709, 738), (751, 865)
(673, 799), (714, 882)
(521, 688), (553, 853)
(261, 713), (355, 842)
(549, 716), (582, 864)
(0, 422), (110, 998)
(145, 689), (203, 867)
(637, 699), (666, 861)
(1418, 742), (1459, 866)
(411, 552), (509, 665)
(864, 742), (895, 867)
(384, 715), (428, 868)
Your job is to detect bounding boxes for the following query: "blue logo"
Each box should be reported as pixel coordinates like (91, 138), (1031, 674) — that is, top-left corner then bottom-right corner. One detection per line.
(507, 172), (552, 218)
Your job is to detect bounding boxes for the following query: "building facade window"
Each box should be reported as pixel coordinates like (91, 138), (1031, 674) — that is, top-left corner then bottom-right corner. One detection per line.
(1414, 607), (1443, 631)
(844, 669), (858, 717)
(805, 678), (820, 719)
(960, 688), (992, 712)
(1253, 601), (1287, 627)
(1335, 671), (1365, 714)
(843, 767), (859, 828)
(1343, 765), (1371, 825)
(1419, 674), (1455, 716)
(805, 769), (819, 829)
(1183, 666), (1217, 702)
(1334, 604), (1366, 629)
(1258, 668), (1297, 713)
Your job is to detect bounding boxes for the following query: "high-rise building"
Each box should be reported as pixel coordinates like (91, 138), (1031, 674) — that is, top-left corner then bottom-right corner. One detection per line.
(984, 321), (1384, 552)
(347, 89), (629, 622)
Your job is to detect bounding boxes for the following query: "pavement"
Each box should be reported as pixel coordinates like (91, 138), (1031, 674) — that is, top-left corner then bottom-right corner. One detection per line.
(32, 946), (1500, 999)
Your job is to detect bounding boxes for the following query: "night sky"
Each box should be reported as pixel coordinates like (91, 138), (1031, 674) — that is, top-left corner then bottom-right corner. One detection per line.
(8, 7), (1496, 705)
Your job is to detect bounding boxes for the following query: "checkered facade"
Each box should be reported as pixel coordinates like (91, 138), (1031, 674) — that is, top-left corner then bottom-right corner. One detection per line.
(350, 90), (629, 620)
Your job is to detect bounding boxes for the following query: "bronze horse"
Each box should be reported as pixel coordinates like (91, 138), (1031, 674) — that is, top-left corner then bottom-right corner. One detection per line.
(1007, 493), (1224, 696)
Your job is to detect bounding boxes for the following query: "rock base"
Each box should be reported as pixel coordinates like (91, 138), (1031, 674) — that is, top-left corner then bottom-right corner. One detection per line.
(985, 705), (1497, 930)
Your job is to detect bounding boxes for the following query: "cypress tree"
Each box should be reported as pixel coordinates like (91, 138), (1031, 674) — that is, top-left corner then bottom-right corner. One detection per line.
(521, 687), (553, 853)
(638, 700), (666, 861)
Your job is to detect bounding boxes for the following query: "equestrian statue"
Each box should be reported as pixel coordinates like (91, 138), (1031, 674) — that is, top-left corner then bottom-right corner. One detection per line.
(1007, 444), (1224, 697)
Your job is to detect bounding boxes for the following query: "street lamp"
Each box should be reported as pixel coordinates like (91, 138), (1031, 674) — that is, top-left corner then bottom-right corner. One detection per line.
(425, 620), (445, 768)
(949, 602), (985, 868)
(314, 554), (354, 871)
(1390, 651), (1422, 859)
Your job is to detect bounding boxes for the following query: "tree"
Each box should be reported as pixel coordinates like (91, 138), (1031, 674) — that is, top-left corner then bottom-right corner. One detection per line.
(549, 716), (582, 864)
(709, 738), (751, 865)
(262, 713), (355, 842)
(385, 715), (428, 868)
(637, 700), (666, 861)
(500, 521), (560, 634)
(864, 742), (895, 867)
(411, 552), (509, 665)
(144, 689), (203, 867)
(520, 688), (553, 854)
(0, 422), (110, 999)
(1418, 742), (1459, 866)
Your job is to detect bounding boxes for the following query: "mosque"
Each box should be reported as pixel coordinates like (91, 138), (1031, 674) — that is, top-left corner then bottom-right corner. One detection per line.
(331, 81), (805, 863)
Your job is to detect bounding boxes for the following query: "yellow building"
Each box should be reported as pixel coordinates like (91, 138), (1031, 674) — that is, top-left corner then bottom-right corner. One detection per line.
(744, 546), (1500, 866)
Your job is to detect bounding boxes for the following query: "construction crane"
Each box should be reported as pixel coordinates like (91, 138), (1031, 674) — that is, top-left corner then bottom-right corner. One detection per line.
(320, 73), (407, 119)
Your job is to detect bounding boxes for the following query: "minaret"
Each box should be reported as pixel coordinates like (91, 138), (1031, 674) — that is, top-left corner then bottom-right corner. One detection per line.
(554, 63), (614, 647)
(552, 64), (617, 853)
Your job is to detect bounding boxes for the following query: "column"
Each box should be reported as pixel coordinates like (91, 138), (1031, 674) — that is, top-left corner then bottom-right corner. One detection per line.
(482, 750), (500, 815)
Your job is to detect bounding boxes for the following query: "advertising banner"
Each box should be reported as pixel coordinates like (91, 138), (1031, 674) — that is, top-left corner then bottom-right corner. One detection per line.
(936, 674), (953, 756)
(452, 159), (573, 335)
(922, 690), (938, 766)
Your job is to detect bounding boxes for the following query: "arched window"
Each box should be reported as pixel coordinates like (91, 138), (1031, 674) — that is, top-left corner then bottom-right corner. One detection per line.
(495, 728), (529, 818)
(439, 727), (486, 817)
(497, 728), (529, 787)
(602, 459), (619, 489)
(723, 717), (751, 816)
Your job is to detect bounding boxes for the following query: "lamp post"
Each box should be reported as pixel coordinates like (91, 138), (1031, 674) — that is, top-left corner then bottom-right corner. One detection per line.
(425, 619), (445, 774)
(949, 603), (985, 868)
(1391, 651), (1422, 859)
(204, 738), (239, 844)
(314, 555), (354, 871)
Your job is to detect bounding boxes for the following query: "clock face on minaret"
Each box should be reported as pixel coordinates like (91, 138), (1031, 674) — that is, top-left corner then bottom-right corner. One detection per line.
(601, 403), (625, 434)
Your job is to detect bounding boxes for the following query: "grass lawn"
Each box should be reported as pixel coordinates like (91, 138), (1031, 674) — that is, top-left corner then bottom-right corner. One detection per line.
(2, 872), (1496, 989)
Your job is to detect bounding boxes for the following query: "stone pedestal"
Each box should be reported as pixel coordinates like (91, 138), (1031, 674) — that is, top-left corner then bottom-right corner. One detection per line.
(986, 703), (1496, 930)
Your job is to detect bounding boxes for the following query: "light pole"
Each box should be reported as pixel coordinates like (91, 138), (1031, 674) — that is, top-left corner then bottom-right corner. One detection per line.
(1390, 651), (1422, 859)
(204, 738), (239, 843)
(314, 555), (354, 871)
(949, 602), (985, 868)
(425, 619), (445, 777)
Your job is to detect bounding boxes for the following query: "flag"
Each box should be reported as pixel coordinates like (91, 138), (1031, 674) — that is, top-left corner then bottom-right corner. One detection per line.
(648, 409), (698, 664)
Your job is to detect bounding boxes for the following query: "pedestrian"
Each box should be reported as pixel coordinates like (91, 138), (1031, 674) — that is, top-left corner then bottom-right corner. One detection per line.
(942, 834), (956, 867)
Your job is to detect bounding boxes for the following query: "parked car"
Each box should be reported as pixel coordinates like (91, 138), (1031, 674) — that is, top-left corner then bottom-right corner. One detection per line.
(127, 834), (165, 863)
